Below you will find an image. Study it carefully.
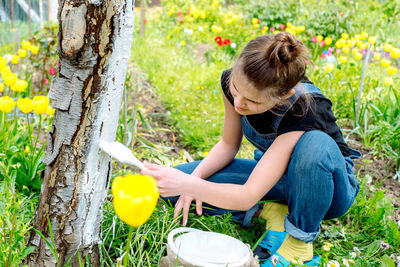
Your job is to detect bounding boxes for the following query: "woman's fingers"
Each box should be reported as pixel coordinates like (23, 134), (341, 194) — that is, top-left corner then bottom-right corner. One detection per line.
(195, 199), (203, 215)
(182, 198), (192, 226)
(174, 197), (184, 218)
(141, 163), (163, 178)
(143, 162), (162, 170)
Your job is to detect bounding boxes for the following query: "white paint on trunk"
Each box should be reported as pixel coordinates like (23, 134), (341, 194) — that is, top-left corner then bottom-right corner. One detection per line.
(70, 0), (135, 255)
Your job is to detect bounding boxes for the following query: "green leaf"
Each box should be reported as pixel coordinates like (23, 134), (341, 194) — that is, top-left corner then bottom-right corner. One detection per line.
(365, 240), (381, 256)
(380, 255), (395, 267)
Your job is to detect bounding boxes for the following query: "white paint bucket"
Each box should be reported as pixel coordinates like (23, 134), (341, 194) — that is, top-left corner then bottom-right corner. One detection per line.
(167, 227), (251, 267)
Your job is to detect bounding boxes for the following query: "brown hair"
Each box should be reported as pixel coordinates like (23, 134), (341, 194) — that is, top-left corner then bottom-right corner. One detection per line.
(232, 32), (312, 113)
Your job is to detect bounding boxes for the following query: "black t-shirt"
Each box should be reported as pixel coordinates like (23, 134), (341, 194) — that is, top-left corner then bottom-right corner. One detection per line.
(221, 69), (351, 157)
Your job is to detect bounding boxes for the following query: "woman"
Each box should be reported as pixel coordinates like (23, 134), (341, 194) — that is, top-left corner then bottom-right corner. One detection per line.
(142, 32), (361, 266)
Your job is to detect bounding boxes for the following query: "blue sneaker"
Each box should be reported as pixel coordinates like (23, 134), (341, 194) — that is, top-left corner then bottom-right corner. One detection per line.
(254, 230), (288, 260)
(261, 253), (321, 267)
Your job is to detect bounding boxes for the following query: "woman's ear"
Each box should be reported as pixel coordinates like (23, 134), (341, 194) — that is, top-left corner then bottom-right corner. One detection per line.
(282, 88), (295, 99)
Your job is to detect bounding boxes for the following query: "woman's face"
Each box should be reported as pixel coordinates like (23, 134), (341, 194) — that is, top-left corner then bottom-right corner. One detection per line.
(229, 73), (280, 115)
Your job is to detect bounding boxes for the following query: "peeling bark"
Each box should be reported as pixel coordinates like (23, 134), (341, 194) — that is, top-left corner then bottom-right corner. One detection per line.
(26, 0), (135, 266)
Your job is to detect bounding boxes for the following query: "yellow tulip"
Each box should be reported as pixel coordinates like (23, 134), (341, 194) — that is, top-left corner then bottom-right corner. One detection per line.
(368, 36), (376, 44)
(17, 97), (32, 113)
(211, 25), (222, 33)
(354, 52), (363, 60)
(0, 96), (16, 113)
(324, 63), (335, 72)
(30, 45), (39, 55)
(342, 46), (350, 54)
(339, 56), (348, 63)
(324, 37), (332, 45)
(341, 33), (349, 40)
(112, 174), (159, 227)
(0, 65), (11, 75)
(21, 40), (32, 50)
(286, 22), (293, 28)
(251, 18), (259, 24)
(317, 35), (323, 42)
(357, 41), (367, 50)
(387, 66), (398, 76)
(10, 79), (28, 92)
(180, 40), (186, 46)
(390, 48), (400, 59)
(0, 56), (7, 68)
(335, 39), (345, 49)
(17, 49), (27, 58)
(31, 95), (50, 114)
(46, 105), (55, 115)
(384, 77), (393, 86)
(0, 83), (4, 92)
(296, 26), (305, 34)
(380, 58), (392, 67)
(373, 53), (381, 61)
(349, 37), (357, 47)
(361, 31), (368, 39)
(25, 145), (31, 154)
(383, 44), (392, 52)
(3, 73), (17, 87)
(286, 28), (296, 36)
(11, 55), (19, 64)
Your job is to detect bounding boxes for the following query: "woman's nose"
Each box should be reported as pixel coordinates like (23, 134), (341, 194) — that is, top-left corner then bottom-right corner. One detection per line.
(234, 96), (246, 108)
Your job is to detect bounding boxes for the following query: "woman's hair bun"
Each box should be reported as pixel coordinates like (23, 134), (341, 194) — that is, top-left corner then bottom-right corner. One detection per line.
(266, 32), (306, 65)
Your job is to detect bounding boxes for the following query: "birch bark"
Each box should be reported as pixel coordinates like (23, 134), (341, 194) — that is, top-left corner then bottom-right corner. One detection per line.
(26, 0), (135, 265)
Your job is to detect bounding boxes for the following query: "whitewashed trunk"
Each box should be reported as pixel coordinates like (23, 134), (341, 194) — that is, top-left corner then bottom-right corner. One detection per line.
(26, 0), (135, 265)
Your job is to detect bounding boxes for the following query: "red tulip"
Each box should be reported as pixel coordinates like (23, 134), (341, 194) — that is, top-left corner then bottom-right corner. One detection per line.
(49, 68), (56, 76)
(223, 39), (231, 45)
(214, 36), (222, 43)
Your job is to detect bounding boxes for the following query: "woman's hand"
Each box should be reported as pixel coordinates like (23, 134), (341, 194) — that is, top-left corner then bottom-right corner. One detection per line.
(174, 195), (203, 226)
(141, 162), (203, 226)
(141, 162), (195, 197)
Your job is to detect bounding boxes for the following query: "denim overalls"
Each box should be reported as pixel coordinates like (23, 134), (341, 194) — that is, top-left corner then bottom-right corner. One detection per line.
(169, 82), (361, 243)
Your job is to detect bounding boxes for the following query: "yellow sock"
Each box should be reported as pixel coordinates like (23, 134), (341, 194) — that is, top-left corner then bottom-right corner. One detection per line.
(276, 235), (313, 263)
(259, 202), (288, 232)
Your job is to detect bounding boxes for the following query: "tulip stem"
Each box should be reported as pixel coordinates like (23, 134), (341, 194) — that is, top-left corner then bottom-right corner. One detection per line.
(34, 114), (42, 153)
(123, 226), (135, 267)
(26, 113), (33, 149)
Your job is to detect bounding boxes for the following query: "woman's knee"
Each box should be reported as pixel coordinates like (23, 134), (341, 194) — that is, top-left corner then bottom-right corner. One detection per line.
(289, 130), (340, 172)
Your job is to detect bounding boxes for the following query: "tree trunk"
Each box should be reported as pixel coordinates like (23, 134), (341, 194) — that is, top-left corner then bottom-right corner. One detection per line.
(26, 0), (135, 266)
